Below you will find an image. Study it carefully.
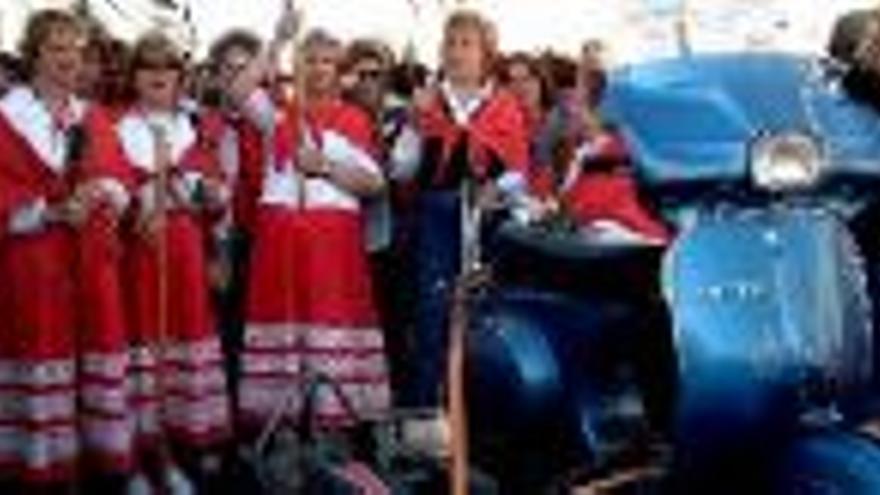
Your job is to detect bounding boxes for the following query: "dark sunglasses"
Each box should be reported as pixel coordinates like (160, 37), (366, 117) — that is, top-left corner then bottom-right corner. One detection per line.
(221, 62), (248, 75)
(356, 69), (383, 81)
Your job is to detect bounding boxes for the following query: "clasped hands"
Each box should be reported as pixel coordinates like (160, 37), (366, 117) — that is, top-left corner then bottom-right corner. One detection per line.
(45, 180), (122, 228)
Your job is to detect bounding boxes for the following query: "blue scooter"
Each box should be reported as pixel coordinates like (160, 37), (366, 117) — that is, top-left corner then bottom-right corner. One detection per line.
(604, 48), (880, 492)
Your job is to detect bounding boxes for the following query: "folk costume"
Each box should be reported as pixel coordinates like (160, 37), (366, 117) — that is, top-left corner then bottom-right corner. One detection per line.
(239, 90), (391, 431)
(0, 86), (133, 483)
(116, 106), (231, 460)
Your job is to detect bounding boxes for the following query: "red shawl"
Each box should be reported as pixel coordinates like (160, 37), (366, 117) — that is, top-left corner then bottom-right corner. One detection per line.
(272, 96), (379, 169)
(0, 104), (130, 236)
(415, 88), (528, 184)
(229, 116), (266, 234)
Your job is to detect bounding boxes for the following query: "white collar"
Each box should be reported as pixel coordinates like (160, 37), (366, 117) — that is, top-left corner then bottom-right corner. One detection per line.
(0, 85), (87, 172)
(440, 79), (493, 126)
(116, 108), (196, 172)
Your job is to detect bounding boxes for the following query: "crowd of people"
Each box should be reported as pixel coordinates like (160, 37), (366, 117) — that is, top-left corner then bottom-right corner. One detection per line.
(0, 5), (669, 494)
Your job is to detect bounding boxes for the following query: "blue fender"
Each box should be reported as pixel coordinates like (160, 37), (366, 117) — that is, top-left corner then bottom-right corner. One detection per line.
(774, 430), (880, 494)
(663, 208), (873, 461)
(468, 292), (565, 431)
(468, 289), (642, 461)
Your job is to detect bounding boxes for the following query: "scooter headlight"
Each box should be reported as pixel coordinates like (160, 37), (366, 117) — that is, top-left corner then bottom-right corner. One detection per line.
(751, 132), (824, 192)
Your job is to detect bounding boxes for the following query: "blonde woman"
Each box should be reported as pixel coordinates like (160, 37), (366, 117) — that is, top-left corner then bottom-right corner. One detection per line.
(231, 26), (391, 436)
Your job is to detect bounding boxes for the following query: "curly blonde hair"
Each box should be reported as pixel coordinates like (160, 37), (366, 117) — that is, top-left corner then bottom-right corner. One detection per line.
(18, 9), (86, 80)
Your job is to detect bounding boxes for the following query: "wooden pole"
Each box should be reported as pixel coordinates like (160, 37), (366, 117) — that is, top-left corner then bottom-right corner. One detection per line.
(272, 0), (308, 210)
(252, 0), (305, 456)
(149, 122), (176, 473)
(293, 10), (309, 211)
(155, 126), (169, 417)
(447, 286), (470, 495)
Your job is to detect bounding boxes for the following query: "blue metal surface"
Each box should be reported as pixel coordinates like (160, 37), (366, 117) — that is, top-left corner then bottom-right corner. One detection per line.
(407, 191), (654, 465)
(603, 53), (880, 187)
(468, 291), (569, 433)
(468, 288), (644, 463)
(664, 208), (872, 457)
(774, 431), (880, 494)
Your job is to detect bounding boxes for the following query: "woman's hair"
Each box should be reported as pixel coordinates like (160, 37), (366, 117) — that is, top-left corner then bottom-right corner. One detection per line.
(0, 52), (23, 84)
(294, 29), (344, 73)
(296, 29), (345, 77)
(302, 29), (343, 57)
(832, 9), (880, 111)
(829, 9), (877, 66)
(18, 9), (86, 79)
(442, 9), (498, 78)
(81, 30), (130, 104)
(540, 51), (578, 92)
(129, 31), (186, 72)
(286, 29), (345, 98)
(388, 62), (429, 99)
(500, 51), (555, 110)
(125, 31), (187, 100)
(344, 38), (392, 73)
(208, 29), (262, 67)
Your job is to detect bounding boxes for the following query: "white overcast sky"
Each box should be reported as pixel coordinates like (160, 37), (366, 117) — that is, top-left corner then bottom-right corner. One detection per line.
(0, 0), (876, 64)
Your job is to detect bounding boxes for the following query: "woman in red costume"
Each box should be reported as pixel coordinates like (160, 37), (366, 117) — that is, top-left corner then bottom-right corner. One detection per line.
(0, 9), (133, 492)
(231, 25), (390, 434)
(116, 32), (230, 494)
(388, 10), (530, 451)
(532, 41), (669, 244)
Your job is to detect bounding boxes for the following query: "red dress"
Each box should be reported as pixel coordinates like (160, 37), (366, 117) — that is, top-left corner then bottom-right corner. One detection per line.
(240, 92), (390, 430)
(116, 108), (230, 455)
(532, 130), (670, 243)
(0, 87), (133, 482)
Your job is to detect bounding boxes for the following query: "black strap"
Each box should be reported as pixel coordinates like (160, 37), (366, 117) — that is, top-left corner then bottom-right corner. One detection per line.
(299, 372), (361, 441)
(66, 123), (87, 165)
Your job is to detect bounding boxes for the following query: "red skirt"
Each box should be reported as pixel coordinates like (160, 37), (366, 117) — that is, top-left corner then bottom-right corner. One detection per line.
(0, 219), (132, 483)
(122, 212), (230, 455)
(240, 206), (390, 431)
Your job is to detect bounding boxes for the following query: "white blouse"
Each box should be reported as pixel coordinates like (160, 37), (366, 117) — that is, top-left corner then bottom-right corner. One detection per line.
(116, 108), (205, 215)
(2, 86), (127, 233)
(243, 89), (383, 211)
